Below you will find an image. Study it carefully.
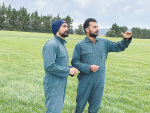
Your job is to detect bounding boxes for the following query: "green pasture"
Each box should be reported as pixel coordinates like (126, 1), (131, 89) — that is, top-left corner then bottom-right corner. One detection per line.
(0, 30), (149, 113)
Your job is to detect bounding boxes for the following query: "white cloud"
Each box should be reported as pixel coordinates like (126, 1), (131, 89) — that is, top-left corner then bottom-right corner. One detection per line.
(72, 22), (82, 28)
(136, 0), (144, 6)
(74, 0), (91, 8)
(36, 1), (47, 7)
(0, 0), (150, 29)
(133, 9), (145, 14)
(123, 6), (131, 12)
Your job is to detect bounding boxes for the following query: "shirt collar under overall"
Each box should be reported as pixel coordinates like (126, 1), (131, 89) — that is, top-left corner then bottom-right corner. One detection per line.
(85, 37), (99, 43)
(55, 35), (67, 44)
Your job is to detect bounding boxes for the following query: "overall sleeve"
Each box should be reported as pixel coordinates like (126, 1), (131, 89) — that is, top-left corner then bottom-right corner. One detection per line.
(43, 43), (70, 78)
(68, 65), (73, 68)
(71, 44), (91, 74)
(107, 37), (132, 52)
(68, 64), (74, 77)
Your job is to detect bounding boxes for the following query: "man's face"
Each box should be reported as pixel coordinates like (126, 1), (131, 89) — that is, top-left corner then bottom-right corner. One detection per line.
(58, 23), (69, 38)
(87, 22), (99, 38)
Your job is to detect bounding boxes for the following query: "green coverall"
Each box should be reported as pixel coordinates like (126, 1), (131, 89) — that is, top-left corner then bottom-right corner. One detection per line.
(71, 37), (132, 113)
(42, 35), (70, 113)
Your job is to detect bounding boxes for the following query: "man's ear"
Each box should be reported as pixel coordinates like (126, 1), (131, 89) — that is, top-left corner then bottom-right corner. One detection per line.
(85, 28), (89, 33)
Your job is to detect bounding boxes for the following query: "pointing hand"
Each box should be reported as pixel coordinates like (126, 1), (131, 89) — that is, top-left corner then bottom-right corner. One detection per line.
(121, 31), (132, 41)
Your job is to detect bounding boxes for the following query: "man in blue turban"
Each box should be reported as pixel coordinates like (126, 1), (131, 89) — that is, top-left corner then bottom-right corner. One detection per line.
(42, 19), (78, 113)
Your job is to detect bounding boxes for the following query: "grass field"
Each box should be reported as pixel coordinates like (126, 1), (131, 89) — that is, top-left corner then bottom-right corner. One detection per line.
(0, 30), (150, 113)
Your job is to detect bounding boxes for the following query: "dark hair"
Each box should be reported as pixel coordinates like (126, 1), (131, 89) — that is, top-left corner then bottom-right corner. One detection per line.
(83, 18), (97, 33)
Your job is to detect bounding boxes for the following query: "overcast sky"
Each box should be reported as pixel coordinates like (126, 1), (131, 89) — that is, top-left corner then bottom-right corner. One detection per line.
(1, 0), (150, 29)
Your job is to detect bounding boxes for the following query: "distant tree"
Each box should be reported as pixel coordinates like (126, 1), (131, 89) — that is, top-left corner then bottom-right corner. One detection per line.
(131, 27), (141, 38)
(110, 23), (120, 36)
(106, 30), (116, 37)
(136, 27), (141, 38)
(5, 4), (12, 30)
(75, 24), (84, 35)
(143, 29), (150, 39)
(131, 27), (137, 38)
(106, 23), (128, 37)
(147, 29), (150, 39)
(51, 14), (61, 24)
(106, 30), (111, 37)
(41, 14), (52, 33)
(131, 27), (150, 39)
(0, 2), (6, 29)
(30, 10), (42, 32)
(63, 15), (74, 34)
(0, 2), (75, 34)
(118, 26), (128, 37)
(10, 8), (18, 30)
(48, 14), (62, 33)
(110, 30), (117, 37)
(17, 7), (30, 31)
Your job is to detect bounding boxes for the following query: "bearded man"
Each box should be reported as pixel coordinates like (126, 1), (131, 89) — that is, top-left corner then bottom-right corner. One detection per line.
(42, 19), (78, 113)
(71, 18), (132, 113)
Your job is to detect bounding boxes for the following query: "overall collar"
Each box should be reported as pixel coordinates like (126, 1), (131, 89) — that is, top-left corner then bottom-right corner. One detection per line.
(85, 37), (99, 43)
(55, 35), (67, 44)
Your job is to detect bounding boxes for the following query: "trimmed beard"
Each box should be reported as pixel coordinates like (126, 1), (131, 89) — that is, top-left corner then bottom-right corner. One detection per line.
(60, 31), (69, 38)
(89, 30), (98, 38)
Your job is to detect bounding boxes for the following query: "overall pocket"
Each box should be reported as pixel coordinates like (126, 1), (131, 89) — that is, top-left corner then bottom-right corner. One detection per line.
(97, 50), (106, 67)
(81, 50), (93, 64)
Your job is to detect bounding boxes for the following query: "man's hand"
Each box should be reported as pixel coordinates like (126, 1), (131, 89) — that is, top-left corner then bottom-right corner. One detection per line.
(121, 31), (132, 41)
(69, 68), (78, 75)
(90, 65), (99, 72)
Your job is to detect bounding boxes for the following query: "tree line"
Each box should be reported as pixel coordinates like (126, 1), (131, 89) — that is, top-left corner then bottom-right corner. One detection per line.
(0, 2), (74, 34)
(75, 23), (150, 39)
(1, 2), (150, 38)
(131, 27), (150, 39)
(106, 23), (150, 39)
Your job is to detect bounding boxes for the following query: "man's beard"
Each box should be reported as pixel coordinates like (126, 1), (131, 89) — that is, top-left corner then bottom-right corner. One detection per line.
(60, 31), (69, 38)
(89, 30), (98, 38)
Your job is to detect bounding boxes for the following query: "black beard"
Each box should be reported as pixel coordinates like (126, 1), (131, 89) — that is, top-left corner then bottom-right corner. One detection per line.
(60, 31), (69, 38)
(89, 29), (98, 38)
(89, 33), (98, 38)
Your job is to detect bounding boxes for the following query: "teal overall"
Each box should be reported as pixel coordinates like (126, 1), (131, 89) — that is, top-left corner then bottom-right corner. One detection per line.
(42, 36), (70, 113)
(71, 37), (132, 113)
